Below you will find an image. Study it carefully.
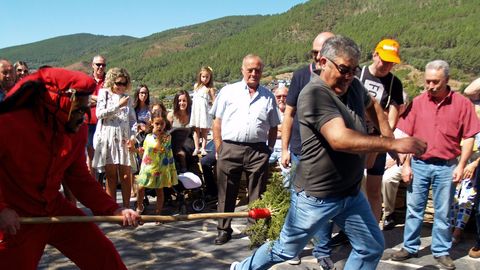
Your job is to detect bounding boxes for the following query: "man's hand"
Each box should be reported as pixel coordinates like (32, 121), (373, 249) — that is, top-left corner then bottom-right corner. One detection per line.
(392, 137), (427, 155)
(462, 161), (478, 179)
(401, 165), (413, 185)
(452, 164), (465, 183)
(0, 208), (20, 235)
(281, 149), (291, 168)
(114, 208), (140, 227)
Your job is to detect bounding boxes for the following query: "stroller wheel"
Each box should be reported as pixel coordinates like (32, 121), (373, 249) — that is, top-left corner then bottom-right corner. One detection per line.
(191, 199), (206, 212)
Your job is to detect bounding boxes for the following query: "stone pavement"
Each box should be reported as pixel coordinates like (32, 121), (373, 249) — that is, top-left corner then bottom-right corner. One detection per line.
(38, 193), (480, 269)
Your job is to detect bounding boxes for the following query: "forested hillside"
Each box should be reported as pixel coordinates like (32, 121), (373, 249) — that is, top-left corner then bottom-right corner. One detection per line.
(1, 0), (478, 97)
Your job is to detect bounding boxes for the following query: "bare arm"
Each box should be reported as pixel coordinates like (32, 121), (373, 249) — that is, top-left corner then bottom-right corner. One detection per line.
(453, 137), (475, 183)
(280, 105), (295, 167)
(464, 78), (480, 100)
(365, 97), (394, 138)
(267, 126), (278, 150)
(212, 117), (222, 154)
(167, 111), (174, 126)
(209, 88), (216, 104)
(320, 117), (426, 154)
(387, 104), (400, 130)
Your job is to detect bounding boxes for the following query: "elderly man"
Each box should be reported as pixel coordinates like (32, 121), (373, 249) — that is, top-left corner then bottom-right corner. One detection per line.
(269, 85), (288, 165)
(0, 68), (140, 269)
(0, 59), (16, 101)
(392, 60), (480, 270)
(211, 54), (280, 245)
(86, 55), (107, 177)
(231, 36), (426, 270)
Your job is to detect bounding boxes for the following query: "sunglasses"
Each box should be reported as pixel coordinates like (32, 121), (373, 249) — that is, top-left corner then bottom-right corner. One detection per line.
(94, 63), (106, 67)
(324, 57), (359, 76)
(114, 81), (128, 87)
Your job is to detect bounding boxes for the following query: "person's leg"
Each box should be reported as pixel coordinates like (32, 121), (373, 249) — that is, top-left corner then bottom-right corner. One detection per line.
(200, 128), (209, 153)
(334, 192), (384, 270)
(402, 159), (431, 254)
(244, 144), (269, 205)
(382, 165), (402, 228)
(0, 224), (49, 269)
(49, 204), (127, 269)
(366, 153), (387, 222)
(87, 123), (96, 178)
(235, 190), (341, 270)
(192, 127), (200, 154)
(201, 150), (217, 198)
(118, 165), (132, 208)
(136, 186), (145, 213)
(430, 163), (456, 257)
(156, 188), (164, 214)
(216, 142), (243, 237)
(105, 164), (118, 202)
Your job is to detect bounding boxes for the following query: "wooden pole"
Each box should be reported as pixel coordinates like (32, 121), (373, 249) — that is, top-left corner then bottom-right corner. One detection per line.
(20, 211), (254, 224)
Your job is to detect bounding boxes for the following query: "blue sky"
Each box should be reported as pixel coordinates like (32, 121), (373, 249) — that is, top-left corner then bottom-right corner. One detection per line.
(1, 0), (308, 49)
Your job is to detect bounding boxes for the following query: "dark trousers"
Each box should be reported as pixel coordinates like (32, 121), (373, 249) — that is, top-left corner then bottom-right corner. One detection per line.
(216, 141), (270, 233)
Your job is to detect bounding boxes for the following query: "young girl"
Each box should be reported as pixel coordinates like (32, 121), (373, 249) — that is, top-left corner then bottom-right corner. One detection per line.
(135, 113), (178, 216)
(189, 66), (216, 156)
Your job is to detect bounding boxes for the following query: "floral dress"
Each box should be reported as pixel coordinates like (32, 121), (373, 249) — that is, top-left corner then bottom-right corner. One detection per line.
(136, 133), (178, 189)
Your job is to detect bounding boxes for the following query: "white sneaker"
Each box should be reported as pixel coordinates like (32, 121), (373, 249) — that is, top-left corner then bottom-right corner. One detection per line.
(192, 149), (199, 156)
(287, 256), (301, 265)
(200, 148), (207, 155)
(230, 261), (239, 270)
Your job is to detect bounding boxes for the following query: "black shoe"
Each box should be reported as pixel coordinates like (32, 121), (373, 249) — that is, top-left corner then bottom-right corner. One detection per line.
(434, 255), (455, 270)
(383, 215), (396, 230)
(214, 231), (232, 245)
(391, 248), (418, 261)
(329, 231), (349, 247)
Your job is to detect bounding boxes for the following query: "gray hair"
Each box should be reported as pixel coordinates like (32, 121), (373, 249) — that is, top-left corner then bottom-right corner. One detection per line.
(320, 35), (361, 62)
(425, 60), (449, 78)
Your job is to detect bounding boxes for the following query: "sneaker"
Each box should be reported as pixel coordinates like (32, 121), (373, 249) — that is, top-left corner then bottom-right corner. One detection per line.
(200, 148), (208, 156)
(382, 215), (396, 230)
(391, 248), (418, 261)
(318, 256), (336, 270)
(192, 149), (199, 156)
(287, 256), (301, 265)
(329, 231), (349, 247)
(469, 246), (480, 258)
(230, 261), (239, 270)
(433, 255), (455, 270)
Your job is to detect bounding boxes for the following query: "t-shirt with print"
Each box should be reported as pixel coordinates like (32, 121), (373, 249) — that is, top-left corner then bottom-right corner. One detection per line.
(357, 66), (403, 109)
(294, 77), (371, 198)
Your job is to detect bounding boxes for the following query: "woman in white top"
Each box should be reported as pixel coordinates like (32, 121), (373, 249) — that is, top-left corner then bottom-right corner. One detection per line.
(92, 67), (137, 208)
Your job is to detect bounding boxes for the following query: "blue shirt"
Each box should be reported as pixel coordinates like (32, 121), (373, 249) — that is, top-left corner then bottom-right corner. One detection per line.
(211, 80), (280, 143)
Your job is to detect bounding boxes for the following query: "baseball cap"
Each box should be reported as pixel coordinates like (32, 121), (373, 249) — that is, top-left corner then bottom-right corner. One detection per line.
(375, 39), (401, 64)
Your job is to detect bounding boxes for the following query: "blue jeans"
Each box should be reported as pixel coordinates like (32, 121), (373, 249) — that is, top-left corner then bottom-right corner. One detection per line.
(235, 190), (384, 270)
(403, 158), (456, 256)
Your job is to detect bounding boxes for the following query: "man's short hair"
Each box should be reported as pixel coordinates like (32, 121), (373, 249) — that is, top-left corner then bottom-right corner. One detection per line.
(425, 60), (449, 78)
(320, 36), (361, 62)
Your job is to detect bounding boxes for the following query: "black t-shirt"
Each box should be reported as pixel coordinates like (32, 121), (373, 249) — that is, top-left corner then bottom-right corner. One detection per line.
(286, 63), (318, 155)
(357, 66), (403, 109)
(294, 77), (371, 198)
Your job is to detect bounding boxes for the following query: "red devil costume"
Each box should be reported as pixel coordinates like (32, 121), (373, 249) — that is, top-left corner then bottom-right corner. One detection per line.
(0, 68), (129, 269)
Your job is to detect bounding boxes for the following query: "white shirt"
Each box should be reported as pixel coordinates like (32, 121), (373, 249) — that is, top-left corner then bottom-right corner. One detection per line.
(211, 80), (280, 143)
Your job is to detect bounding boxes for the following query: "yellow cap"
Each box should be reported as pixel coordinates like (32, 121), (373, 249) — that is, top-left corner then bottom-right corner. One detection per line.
(375, 39), (401, 64)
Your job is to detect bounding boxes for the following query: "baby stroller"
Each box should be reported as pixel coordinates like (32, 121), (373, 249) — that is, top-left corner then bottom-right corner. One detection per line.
(168, 127), (207, 213)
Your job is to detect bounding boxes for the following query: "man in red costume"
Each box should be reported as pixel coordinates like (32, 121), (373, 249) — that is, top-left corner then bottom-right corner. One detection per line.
(0, 67), (140, 269)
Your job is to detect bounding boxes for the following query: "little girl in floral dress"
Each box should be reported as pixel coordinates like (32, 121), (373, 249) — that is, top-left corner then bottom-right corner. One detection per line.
(136, 113), (178, 216)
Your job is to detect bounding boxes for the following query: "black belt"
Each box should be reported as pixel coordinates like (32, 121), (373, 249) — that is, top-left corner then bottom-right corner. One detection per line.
(414, 157), (457, 166)
(223, 140), (265, 147)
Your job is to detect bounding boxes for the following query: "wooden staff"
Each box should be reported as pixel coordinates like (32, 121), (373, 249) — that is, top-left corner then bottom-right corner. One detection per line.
(19, 208), (272, 224)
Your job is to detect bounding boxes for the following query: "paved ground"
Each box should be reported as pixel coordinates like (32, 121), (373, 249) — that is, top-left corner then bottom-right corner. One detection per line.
(38, 192), (480, 269)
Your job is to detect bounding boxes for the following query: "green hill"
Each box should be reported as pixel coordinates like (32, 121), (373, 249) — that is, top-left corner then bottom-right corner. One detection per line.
(1, 0), (479, 98)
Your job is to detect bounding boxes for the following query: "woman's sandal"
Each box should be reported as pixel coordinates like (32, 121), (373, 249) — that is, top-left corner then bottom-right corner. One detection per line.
(154, 209), (162, 225)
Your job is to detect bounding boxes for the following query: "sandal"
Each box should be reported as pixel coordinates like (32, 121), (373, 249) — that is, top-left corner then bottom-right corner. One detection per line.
(154, 209), (162, 225)
(135, 205), (145, 215)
